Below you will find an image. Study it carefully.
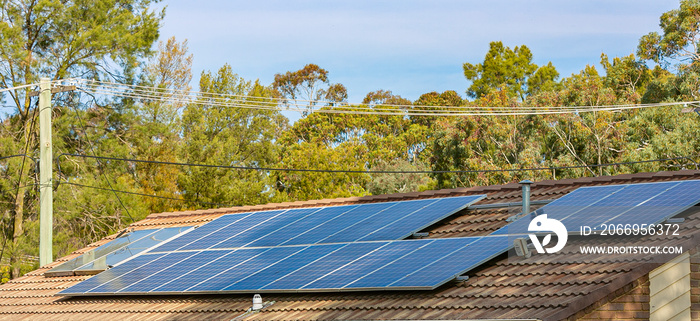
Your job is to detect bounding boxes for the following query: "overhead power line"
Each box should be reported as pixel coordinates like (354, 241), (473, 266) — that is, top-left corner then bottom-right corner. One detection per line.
(58, 153), (699, 175)
(0, 82), (42, 94)
(59, 181), (233, 208)
(56, 154), (699, 206)
(0, 154), (36, 162)
(59, 78), (698, 117)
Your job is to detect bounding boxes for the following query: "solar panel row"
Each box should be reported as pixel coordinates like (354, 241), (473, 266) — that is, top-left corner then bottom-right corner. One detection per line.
(59, 235), (510, 295)
(492, 180), (700, 235)
(59, 180), (700, 297)
(154, 195), (486, 252)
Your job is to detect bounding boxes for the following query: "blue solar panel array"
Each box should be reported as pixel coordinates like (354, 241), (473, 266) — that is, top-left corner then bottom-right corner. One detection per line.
(58, 195), (498, 295)
(57, 179), (700, 297)
(59, 235), (510, 295)
(154, 195), (485, 251)
(493, 180), (700, 235)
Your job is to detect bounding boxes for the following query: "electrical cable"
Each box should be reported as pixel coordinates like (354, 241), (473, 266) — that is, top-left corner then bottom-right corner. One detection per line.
(74, 78), (689, 111)
(80, 84), (696, 117)
(79, 83), (690, 116)
(0, 154), (35, 162)
(0, 82), (41, 94)
(54, 154), (700, 207)
(58, 153), (699, 175)
(66, 78), (698, 116)
(59, 181), (233, 208)
(11, 100), (39, 223)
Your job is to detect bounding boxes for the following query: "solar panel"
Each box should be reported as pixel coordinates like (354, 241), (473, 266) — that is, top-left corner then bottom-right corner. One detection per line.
(45, 227), (191, 277)
(154, 210), (289, 252)
(152, 195), (486, 252)
(45, 229), (158, 276)
(73, 227), (192, 274)
(493, 180), (700, 235)
(58, 235), (510, 296)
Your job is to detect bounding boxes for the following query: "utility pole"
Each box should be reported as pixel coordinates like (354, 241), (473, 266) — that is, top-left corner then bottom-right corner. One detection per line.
(38, 77), (52, 266)
(30, 79), (75, 266)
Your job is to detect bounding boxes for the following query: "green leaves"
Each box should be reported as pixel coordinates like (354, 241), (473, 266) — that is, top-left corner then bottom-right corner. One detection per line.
(179, 65), (287, 206)
(464, 41), (556, 101)
(638, 0), (700, 67)
(272, 64), (347, 114)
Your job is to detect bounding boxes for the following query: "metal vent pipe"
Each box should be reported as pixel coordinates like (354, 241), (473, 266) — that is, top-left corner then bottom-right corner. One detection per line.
(519, 180), (533, 216)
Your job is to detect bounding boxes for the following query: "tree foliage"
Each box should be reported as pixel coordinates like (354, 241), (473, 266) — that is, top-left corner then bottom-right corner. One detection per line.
(0, 0), (161, 280)
(180, 65), (287, 206)
(272, 64), (347, 113)
(638, 0), (700, 66)
(463, 41), (558, 100)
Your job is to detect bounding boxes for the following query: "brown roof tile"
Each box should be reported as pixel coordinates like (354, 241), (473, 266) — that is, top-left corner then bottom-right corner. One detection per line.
(1, 170), (699, 320)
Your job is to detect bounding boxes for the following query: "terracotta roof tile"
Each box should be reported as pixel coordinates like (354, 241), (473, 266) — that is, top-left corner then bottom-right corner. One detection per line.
(1, 170), (699, 320)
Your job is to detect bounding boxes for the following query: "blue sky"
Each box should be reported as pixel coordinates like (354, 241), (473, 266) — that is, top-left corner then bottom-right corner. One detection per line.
(157, 0), (678, 103)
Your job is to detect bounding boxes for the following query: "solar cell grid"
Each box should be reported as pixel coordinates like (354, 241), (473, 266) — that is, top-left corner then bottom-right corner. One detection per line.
(278, 202), (395, 246)
(178, 210), (286, 251)
(59, 195), (495, 296)
(492, 180), (700, 236)
(591, 180), (700, 229)
(491, 184), (626, 235)
(153, 249), (265, 293)
(188, 246), (304, 292)
(149, 195), (485, 251)
(303, 240), (428, 290)
(360, 196), (475, 242)
(152, 213), (251, 252)
(242, 207), (329, 247)
(120, 251), (206, 293)
(58, 181), (700, 297)
(77, 227), (192, 272)
(350, 238), (476, 289)
(46, 229), (158, 275)
(567, 182), (679, 231)
(390, 236), (509, 288)
(320, 199), (438, 244)
(223, 244), (344, 291)
(60, 236), (509, 295)
(89, 252), (193, 293)
(61, 253), (166, 294)
(271, 206), (359, 246)
(263, 242), (386, 290)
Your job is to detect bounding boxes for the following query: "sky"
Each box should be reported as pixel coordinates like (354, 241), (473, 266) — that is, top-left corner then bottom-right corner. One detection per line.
(158, 0), (677, 104)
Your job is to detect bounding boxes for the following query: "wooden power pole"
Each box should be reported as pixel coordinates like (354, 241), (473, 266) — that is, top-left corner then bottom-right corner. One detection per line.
(31, 78), (75, 266)
(38, 78), (52, 266)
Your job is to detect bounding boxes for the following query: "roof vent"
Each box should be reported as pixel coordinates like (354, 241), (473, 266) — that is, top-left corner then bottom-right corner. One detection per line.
(252, 294), (263, 310)
(519, 180), (533, 216)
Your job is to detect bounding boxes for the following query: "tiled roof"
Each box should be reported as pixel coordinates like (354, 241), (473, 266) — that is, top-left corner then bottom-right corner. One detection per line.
(1, 170), (699, 320)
